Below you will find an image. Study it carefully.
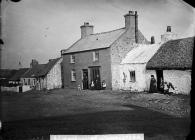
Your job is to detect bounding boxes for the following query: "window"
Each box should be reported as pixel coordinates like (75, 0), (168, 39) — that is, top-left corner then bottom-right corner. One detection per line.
(93, 51), (99, 62)
(129, 71), (136, 82)
(71, 69), (76, 81)
(70, 54), (75, 63)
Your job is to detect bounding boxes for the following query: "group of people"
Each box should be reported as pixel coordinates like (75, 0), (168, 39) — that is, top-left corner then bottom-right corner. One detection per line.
(149, 75), (175, 95)
(90, 75), (106, 90)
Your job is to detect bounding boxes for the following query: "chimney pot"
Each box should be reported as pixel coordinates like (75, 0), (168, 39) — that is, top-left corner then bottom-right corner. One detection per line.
(167, 26), (171, 32)
(151, 36), (155, 44)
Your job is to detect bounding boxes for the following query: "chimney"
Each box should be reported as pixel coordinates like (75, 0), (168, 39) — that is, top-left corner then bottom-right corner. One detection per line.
(80, 22), (94, 38)
(161, 26), (177, 42)
(167, 26), (171, 32)
(124, 11), (138, 43)
(151, 36), (155, 44)
(30, 59), (38, 68)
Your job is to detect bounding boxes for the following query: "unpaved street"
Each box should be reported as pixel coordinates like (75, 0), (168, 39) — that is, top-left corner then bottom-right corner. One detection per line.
(1, 89), (191, 140)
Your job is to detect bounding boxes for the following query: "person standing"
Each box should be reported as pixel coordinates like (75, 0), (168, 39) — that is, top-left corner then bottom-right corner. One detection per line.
(95, 74), (101, 90)
(149, 75), (157, 93)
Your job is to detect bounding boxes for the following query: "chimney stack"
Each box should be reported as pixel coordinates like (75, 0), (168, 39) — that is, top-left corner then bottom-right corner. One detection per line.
(124, 11), (138, 43)
(30, 59), (38, 68)
(167, 26), (171, 32)
(151, 36), (155, 44)
(80, 22), (94, 38)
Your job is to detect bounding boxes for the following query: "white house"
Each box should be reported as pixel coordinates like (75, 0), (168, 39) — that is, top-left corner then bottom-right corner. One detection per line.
(119, 43), (161, 91)
(21, 57), (63, 91)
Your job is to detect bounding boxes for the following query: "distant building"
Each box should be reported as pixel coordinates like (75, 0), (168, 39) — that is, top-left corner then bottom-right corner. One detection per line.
(0, 69), (17, 87)
(21, 57), (63, 91)
(61, 11), (149, 90)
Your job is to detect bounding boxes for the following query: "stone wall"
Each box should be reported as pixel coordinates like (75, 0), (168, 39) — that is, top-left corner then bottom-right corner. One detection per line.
(111, 30), (138, 89)
(46, 58), (62, 90)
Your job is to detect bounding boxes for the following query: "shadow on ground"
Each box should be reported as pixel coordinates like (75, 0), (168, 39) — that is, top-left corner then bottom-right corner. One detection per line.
(1, 105), (190, 140)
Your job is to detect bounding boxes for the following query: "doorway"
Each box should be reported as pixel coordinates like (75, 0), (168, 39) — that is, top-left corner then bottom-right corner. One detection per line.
(82, 69), (89, 90)
(90, 66), (101, 90)
(156, 70), (164, 92)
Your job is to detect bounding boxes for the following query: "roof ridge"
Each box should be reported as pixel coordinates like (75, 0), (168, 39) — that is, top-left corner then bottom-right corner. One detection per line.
(90, 27), (125, 36)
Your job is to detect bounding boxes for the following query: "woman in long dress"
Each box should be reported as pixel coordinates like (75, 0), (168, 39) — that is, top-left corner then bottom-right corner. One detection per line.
(149, 75), (157, 93)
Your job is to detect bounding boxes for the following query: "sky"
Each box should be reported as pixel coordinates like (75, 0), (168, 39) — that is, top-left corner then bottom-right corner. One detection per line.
(1, 0), (194, 69)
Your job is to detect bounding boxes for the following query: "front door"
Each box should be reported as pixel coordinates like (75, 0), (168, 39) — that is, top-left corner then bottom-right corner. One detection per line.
(156, 70), (164, 92)
(90, 66), (101, 90)
(82, 69), (89, 90)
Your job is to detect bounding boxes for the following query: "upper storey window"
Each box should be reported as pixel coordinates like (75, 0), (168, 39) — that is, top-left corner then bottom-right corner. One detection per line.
(93, 51), (99, 62)
(70, 54), (75, 63)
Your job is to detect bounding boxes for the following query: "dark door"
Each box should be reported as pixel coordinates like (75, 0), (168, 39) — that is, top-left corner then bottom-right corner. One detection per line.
(19, 86), (22, 93)
(90, 67), (101, 90)
(82, 69), (89, 90)
(156, 70), (163, 92)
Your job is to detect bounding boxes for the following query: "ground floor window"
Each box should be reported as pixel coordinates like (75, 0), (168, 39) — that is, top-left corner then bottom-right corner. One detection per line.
(71, 69), (76, 81)
(129, 71), (136, 82)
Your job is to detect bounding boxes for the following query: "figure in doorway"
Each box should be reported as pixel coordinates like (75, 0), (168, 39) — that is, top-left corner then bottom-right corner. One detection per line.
(95, 74), (101, 90)
(82, 73), (88, 90)
(149, 75), (157, 93)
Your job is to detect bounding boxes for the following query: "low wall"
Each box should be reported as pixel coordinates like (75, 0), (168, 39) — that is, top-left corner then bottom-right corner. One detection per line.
(1, 86), (19, 92)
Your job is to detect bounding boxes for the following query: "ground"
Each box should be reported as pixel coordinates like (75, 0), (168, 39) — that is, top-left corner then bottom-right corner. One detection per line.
(1, 89), (191, 140)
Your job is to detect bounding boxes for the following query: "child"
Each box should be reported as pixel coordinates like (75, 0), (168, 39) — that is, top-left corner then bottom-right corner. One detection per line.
(102, 80), (106, 90)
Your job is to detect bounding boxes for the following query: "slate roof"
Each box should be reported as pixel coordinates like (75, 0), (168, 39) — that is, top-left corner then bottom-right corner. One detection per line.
(21, 58), (61, 78)
(62, 28), (149, 54)
(9, 68), (29, 81)
(121, 44), (161, 64)
(146, 37), (194, 70)
(36, 58), (61, 77)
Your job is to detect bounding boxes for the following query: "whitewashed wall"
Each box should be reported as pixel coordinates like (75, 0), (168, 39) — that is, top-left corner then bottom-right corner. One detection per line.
(22, 85), (31, 92)
(119, 64), (157, 91)
(163, 70), (191, 94)
(119, 64), (144, 91)
(46, 58), (62, 90)
(1, 86), (19, 92)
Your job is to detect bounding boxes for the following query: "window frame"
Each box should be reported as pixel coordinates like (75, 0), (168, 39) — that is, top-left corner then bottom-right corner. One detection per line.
(70, 54), (75, 64)
(129, 70), (136, 82)
(71, 69), (76, 82)
(92, 51), (99, 62)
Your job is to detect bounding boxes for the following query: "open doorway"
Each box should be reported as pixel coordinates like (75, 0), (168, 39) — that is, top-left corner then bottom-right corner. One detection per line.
(156, 70), (164, 93)
(90, 66), (101, 90)
(82, 69), (89, 90)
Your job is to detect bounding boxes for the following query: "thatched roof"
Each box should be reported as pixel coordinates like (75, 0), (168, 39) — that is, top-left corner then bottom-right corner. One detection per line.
(9, 68), (29, 81)
(146, 37), (194, 70)
(0, 69), (17, 79)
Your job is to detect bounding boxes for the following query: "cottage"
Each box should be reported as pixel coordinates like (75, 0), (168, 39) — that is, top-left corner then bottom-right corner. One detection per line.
(61, 11), (149, 90)
(146, 37), (194, 94)
(119, 43), (161, 91)
(9, 68), (29, 85)
(21, 57), (63, 91)
(0, 69), (17, 87)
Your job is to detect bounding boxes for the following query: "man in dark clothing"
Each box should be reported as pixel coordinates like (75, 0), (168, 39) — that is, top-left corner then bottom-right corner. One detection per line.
(95, 74), (101, 90)
(149, 75), (157, 93)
